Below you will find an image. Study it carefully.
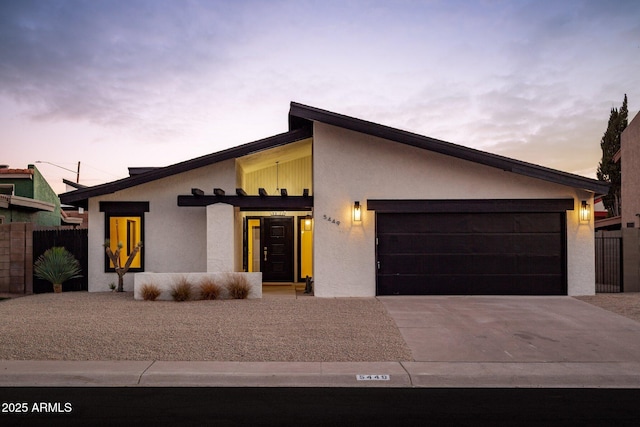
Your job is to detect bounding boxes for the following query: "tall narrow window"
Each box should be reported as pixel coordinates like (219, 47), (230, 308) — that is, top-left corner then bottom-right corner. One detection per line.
(100, 202), (148, 272)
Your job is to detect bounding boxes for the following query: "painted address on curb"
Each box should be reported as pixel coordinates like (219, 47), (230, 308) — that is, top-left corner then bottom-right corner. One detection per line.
(356, 375), (390, 381)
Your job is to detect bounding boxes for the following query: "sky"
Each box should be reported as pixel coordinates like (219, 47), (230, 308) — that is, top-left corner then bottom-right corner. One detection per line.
(1, 0), (639, 195)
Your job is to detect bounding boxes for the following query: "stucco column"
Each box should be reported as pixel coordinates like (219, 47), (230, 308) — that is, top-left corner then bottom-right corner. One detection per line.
(206, 203), (235, 272)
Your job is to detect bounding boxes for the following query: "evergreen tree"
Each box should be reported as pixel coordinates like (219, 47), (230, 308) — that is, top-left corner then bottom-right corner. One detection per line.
(597, 94), (628, 216)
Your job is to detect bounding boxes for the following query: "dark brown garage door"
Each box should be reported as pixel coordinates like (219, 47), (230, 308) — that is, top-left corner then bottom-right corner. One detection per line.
(376, 212), (566, 295)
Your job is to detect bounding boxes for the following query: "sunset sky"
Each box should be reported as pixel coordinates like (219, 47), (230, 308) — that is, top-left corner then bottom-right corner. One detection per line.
(2, 0), (639, 195)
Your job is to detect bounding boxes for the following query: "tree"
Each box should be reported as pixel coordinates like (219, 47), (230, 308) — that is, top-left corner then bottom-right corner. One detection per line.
(104, 239), (143, 292)
(597, 94), (628, 217)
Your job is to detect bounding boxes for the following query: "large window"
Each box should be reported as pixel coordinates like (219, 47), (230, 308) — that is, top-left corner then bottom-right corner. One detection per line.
(100, 202), (148, 272)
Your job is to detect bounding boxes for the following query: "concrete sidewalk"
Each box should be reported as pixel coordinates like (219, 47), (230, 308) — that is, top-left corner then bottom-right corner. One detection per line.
(2, 296), (640, 388)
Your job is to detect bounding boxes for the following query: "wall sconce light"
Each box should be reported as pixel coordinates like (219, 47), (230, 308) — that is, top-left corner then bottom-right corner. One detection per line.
(580, 200), (590, 223)
(304, 216), (313, 231)
(353, 201), (362, 222)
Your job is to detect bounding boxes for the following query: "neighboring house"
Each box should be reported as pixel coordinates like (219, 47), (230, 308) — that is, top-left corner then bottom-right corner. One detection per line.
(60, 102), (608, 297)
(61, 178), (89, 228)
(621, 111), (640, 292)
(0, 164), (81, 227)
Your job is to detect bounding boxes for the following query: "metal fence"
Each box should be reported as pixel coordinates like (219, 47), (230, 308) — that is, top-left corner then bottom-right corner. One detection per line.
(595, 231), (623, 293)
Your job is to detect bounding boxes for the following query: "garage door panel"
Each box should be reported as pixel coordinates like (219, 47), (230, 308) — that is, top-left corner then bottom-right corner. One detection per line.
(380, 253), (562, 276)
(378, 274), (564, 296)
(378, 233), (562, 256)
(517, 255), (563, 274)
(376, 211), (566, 295)
(377, 275), (470, 295)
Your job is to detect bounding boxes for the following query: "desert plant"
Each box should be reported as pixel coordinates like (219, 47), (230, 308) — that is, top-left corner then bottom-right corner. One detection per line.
(140, 283), (162, 301)
(104, 239), (143, 292)
(171, 277), (192, 302)
(227, 274), (251, 299)
(108, 282), (116, 292)
(199, 277), (222, 300)
(33, 247), (82, 293)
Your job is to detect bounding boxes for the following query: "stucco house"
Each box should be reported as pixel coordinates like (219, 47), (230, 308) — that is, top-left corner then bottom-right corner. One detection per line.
(0, 164), (60, 227)
(621, 111), (640, 292)
(59, 102), (608, 297)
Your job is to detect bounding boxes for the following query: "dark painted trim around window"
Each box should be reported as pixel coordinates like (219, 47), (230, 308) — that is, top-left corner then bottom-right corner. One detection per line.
(100, 201), (150, 214)
(101, 201), (148, 273)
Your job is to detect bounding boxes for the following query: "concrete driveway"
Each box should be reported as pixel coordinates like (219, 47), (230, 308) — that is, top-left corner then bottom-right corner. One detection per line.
(378, 296), (640, 387)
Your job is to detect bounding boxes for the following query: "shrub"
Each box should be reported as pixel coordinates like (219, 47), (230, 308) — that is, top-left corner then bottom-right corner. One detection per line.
(140, 283), (161, 301)
(227, 274), (251, 299)
(33, 247), (82, 293)
(171, 277), (192, 302)
(199, 278), (222, 300)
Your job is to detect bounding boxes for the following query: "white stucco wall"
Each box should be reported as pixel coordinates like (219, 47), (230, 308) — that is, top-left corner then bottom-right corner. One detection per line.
(87, 160), (236, 292)
(206, 203), (235, 272)
(312, 123), (596, 297)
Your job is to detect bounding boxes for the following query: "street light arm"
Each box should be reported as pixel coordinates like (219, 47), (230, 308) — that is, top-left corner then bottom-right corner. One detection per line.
(35, 161), (81, 183)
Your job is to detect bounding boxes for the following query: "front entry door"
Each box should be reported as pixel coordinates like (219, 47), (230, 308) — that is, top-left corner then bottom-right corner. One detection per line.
(261, 217), (294, 282)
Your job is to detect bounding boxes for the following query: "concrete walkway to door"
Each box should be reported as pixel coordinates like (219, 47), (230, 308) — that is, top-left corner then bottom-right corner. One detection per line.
(378, 296), (640, 387)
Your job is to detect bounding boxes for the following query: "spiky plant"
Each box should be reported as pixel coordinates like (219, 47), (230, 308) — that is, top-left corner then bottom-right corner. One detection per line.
(33, 247), (82, 292)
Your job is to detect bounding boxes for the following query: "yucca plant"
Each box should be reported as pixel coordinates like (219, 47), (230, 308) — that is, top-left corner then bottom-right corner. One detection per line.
(33, 247), (82, 293)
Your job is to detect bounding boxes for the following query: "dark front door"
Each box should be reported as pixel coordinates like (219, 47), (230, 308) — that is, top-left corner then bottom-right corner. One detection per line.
(261, 217), (294, 282)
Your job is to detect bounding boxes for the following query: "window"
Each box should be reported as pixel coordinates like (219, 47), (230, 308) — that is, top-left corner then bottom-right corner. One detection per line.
(0, 185), (14, 195)
(100, 202), (149, 272)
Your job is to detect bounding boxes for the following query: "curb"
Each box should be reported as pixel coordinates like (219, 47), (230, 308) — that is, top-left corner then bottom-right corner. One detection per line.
(3, 360), (640, 388)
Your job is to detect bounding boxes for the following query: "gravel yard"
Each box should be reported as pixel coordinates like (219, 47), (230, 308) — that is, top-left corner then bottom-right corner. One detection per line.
(0, 292), (412, 362)
(574, 292), (640, 323)
(2, 291), (638, 362)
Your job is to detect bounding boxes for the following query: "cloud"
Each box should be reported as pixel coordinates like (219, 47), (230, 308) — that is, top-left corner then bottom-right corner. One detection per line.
(0, 1), (246, 133)
(1, 0), (639, 183)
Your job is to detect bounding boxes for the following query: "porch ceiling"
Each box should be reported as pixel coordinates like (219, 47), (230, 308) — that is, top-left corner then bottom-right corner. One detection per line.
(236, 138), (312, 173)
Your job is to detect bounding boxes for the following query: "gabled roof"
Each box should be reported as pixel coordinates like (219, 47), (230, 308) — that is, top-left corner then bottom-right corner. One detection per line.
(60, 126), (313, 207)
(289, 102), (609, 195)
(60, 101), (608, 208)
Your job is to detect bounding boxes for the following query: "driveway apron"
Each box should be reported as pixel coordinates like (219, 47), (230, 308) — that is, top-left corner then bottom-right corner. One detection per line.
(378, 296), (640, 363)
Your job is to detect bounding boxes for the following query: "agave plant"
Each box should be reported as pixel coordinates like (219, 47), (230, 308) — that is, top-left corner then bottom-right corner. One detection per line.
(34, 247), (82, 293)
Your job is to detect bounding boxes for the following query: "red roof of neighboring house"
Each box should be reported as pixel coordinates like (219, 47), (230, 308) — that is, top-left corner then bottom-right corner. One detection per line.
(0, 168), (33, 175)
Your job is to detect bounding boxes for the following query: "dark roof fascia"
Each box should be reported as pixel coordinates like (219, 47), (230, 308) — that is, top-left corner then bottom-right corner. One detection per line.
(128, 167), (160, 176)
(59, 127), (313, 206)
(367, 198), (575, 213)
(288, 102), (609, 194)
(62, 179), (87, 189)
